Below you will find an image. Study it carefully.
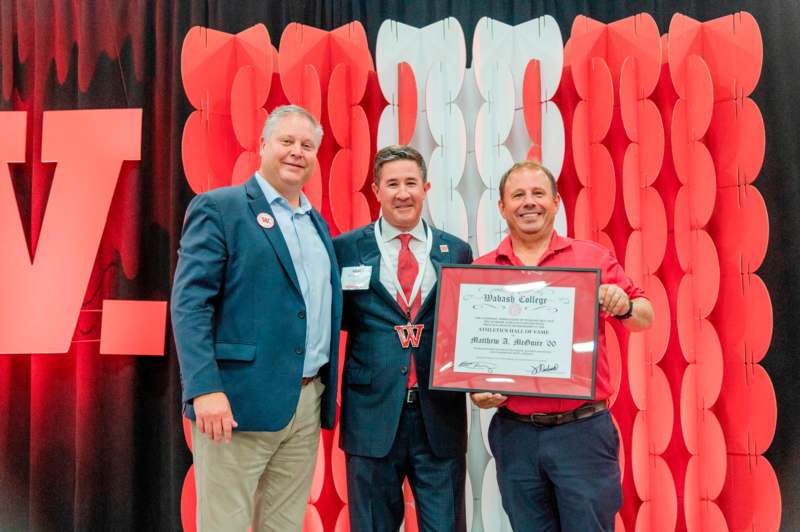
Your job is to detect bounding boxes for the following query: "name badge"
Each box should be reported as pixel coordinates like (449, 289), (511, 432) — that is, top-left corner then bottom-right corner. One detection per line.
(342, 265), (372, 290)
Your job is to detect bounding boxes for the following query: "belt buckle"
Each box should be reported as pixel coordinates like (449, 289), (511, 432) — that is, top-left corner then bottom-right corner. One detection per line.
(405, 388), (419, 403)
(528, 412), (549, 427)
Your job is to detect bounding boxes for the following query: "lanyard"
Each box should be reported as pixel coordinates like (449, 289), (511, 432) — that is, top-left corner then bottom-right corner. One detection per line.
(374, 217), (433, 315)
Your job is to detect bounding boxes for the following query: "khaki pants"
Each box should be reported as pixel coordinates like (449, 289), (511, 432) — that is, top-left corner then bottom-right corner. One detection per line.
(192, 378), (324, 532)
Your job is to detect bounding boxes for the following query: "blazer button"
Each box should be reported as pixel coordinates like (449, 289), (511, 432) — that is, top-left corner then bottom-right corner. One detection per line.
(400, 366), (408, 375)
(298, 310), (306, 319)
(295, 347), (304, 355)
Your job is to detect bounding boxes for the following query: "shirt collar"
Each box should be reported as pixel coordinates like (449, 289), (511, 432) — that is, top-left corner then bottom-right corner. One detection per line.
(254, 172), (312, 214)
(379, 217), (427, 243)
(496, 231), (572, 264)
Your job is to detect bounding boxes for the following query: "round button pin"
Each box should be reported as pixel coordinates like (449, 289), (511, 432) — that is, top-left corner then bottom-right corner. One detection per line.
(256, 212), (275, 229)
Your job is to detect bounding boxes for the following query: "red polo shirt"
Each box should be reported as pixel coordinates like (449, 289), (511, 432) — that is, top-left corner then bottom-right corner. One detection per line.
(473, 232), (645, 414)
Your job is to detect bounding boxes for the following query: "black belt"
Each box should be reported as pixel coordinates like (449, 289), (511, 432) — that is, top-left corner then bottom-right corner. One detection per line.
(498, 401), (607, 427)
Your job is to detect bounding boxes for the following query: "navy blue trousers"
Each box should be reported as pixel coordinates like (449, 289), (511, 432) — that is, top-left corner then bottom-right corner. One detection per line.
(345, 402), (466, 532)
(489, 409), (622, 532)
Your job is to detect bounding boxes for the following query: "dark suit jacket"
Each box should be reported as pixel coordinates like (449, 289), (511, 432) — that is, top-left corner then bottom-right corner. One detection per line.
(171, 176), (342, 431)
(334, 222), (473, 458)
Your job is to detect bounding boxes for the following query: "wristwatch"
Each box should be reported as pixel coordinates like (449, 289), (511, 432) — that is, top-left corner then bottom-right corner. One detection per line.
(615, 299), (634, 320)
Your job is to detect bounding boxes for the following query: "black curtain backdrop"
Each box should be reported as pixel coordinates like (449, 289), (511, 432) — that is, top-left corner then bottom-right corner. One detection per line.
(0, 1), (797, 530)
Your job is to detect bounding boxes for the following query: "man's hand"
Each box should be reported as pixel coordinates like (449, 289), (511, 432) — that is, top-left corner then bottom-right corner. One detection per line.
(193, 391), (238, 443)
(470, 392), (508, 409)
(599, 283), (630, 317)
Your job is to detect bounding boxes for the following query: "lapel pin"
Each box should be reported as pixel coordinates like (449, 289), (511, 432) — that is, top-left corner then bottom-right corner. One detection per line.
(257, 212), (275, 229)
(439, 244), (449, 253)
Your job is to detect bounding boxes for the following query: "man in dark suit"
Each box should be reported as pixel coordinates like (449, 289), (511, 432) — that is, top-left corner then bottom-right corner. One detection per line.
(171, 105), (342, 532)
(334, 145), (472, 532)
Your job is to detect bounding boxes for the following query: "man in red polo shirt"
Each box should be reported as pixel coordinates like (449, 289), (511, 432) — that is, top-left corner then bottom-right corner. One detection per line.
(471, 161), (653, 532)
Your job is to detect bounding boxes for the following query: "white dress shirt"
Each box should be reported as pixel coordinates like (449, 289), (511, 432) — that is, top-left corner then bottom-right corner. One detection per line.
(378, 218), (436, 306)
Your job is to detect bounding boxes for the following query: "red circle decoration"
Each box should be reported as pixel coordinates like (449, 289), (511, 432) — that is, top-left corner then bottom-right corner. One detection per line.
(737, 98), (766, 185)
(706, 98), (766, 188)
(182, 417), (193, 452)
(684, 495), (729, 532)
(181, 26), (236, 114)
(717, 186), (769, 274)
(641, 189), (668, 272)
(278, 23), (327, 118)
(206, 113), (240, 188)
(685, 415), (727, 497)
(331, 412), (348, 502)
(685, 55), (714, 139)
(231, 150), (261, 186)
(328, 64), (368, 146)
(743, 274), (772, 363)
(334, 506), (350, 532)
(572, 101), (591, 185)
(328, 149), (372, 233)
(302, 163), (324, 212)
(569, 15), (610, 101)
(523, 59), (543, 149)
(309, 438), (326, 503)
(667, 14), (702, 99)
(741, 185), (769, 273)
(634, 458), (677, 532)
(396, 62), (418, 145)
(714, 273), (772, 365)
(231, 66), (268, 152)
(180, 465), (197, 532)
(620, 83), (664, 185)
(646, 367), (674, 453)
(638, 101), (665, 184)
(589, 57), (614, 142)
(694, 319), (723, 405)
(702, 12), (763, 101)
(618, 56), (640, 141)
(234, 25), (273, 97)
(627, 335), (648, 410)
(643, 275), (670, 363)
(622, 144), (643, 228)
(589, 144), (617, 225)
(716, 362), (777, 455)
(608, 13), (662, 97)
(302, 504), (323, 532)
(181, 110), (211, 194)
(718, 455), (781, 532)
(615, 513), (626, 532)
(670, 100), (690, 182)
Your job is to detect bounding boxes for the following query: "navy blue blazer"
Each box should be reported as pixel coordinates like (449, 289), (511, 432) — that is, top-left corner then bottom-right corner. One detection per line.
(334, 222), (473, 458)
(171, 176), (342, 431)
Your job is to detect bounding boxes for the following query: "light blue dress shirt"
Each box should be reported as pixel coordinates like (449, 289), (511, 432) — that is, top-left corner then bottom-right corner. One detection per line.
(255, 173), (332, 377)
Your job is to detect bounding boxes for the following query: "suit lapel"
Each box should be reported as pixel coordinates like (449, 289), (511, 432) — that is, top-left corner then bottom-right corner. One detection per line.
(245, 176), (302, 295)
(358, 223), (407, 318)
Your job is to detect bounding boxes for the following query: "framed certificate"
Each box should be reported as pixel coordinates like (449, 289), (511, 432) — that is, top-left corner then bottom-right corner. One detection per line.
(429, 264), (600, 399)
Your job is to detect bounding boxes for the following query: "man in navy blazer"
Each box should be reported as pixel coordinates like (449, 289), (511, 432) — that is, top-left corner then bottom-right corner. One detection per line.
(334, 145), (472, 532)
(171, 105), (342, 532)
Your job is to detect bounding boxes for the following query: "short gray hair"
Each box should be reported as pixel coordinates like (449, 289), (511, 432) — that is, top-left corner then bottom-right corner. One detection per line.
(373, 144), (427, 184)
(262, 105), (323, 146)
(498, 161), (557, 199)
